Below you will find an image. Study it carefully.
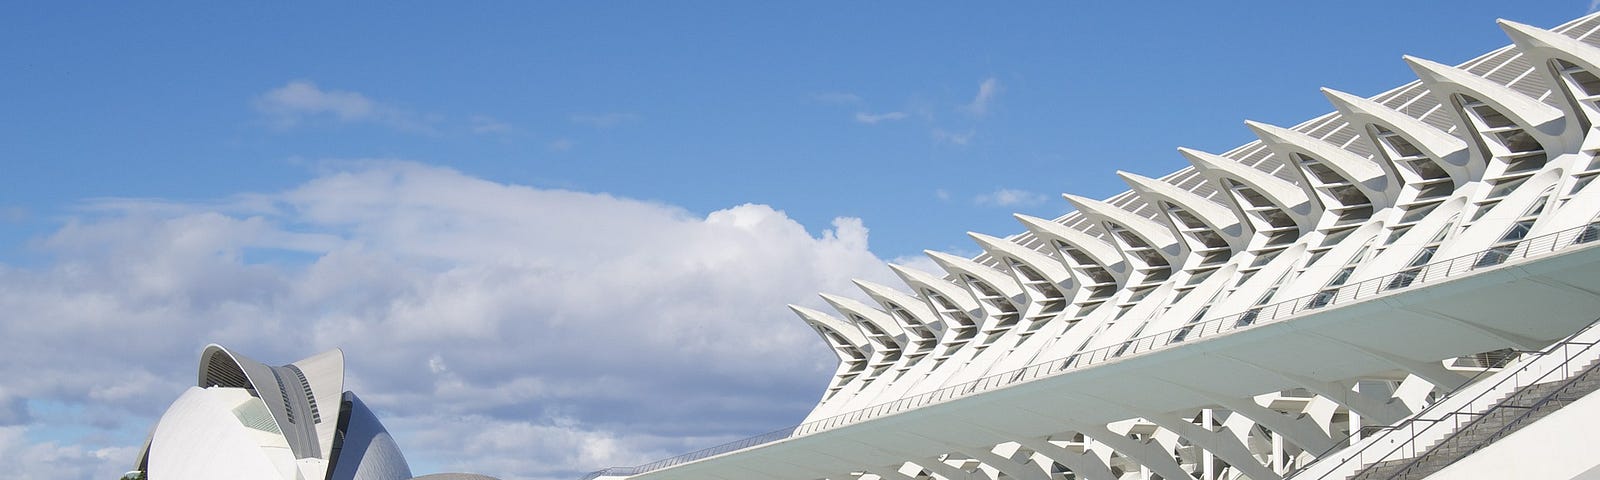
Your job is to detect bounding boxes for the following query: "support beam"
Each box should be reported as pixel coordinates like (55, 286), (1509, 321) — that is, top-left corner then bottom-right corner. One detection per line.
(1203, 394), (1336, 454)
(962, 448), (1051, 480)
(865, 467), (919, 480)
(1075, 423), (1193, 480)
(1011, 437), (1117, 480)
(911, 458), (988, 480)
(1218, 354), (1410, 424)
(1144, 411), (1281, 480)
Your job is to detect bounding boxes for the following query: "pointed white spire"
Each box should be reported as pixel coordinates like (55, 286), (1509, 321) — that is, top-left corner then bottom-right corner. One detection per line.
(853, 278), (944, 336)
(1013, 213), (1129, 285)
(1404, 55), (1568, 147)
(788, 304), (870, 352)
(1116, 170), (1247, 251)
(923, 250), (1025, 301)
(1061, 193), (1181, 270)
(1500, 19), (1600, 73)
(1499, 19), (1600, 133)
(1244, 119), (1394, 208)
(820, 292), (907, 346)
(1321, 87), (1470, 164)
(887, 263), (981, 314)
(1178, 146), (1314, 230)
(965, 231), (1073, 284)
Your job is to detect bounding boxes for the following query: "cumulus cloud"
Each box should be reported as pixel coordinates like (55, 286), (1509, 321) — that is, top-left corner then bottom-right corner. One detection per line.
(853, 111), (909, 124)
(974, 188), (1048, 207)
(255, 80), (434, 132)
(0, 426), (137, 479)
(0, 161), (903, 480)
(963, 77), (1002, 117)
(569, 112), (641, 128)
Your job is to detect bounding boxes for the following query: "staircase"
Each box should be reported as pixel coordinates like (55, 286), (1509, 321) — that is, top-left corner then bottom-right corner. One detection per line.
(1345, 357), (1600, 480)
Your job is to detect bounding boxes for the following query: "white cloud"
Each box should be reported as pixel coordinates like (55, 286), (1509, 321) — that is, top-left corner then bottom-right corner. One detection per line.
(470, 115), (514, 135)
(932, 128), (975, 146)
(0, 426), (137, 479)
(0, 161), (900, 479)
(254, 80), (433, 132)
(548, 138), (575, 152)
(853, 111), (909, 124)
(569, 112), (641, 128)
(963, 77), (1002, 116)
(974, 188), (1048, 207)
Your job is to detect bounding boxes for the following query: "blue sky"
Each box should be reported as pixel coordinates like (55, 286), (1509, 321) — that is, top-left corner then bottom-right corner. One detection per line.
(0, 2), (1594, 479)
(6, 2), (1590, 261)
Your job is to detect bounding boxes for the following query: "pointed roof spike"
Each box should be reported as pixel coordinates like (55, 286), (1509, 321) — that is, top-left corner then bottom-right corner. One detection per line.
(1012, 213), (1126, 272)
(1243, 119), (1393, 207)
(923, 249), (1025, 300)
(966, 231), (1073, 283)
(887, 263), (982, 313)
(819, 292), (907, 341)
(852, 278), (943, 333)
(1178, 146), (1313, 219)
(1115, 171), (1239, 231)
(1320, 87), (1471, 171)
(1497, 19), (1600, 73)
(1061, 193), (1179, 250)
(1499, 19), (1600, 124)
(289, 348), (346, 462)
(788, 304), (869, 349)
(1403, 55), (1566, 133)
(1116, 170), (1248, 250)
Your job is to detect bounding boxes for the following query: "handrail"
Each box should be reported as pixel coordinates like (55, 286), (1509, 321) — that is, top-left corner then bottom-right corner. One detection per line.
(1381, 344), (1600, 479)
(1284, 315), (1600, 479)
(581, 222), (1600, 480)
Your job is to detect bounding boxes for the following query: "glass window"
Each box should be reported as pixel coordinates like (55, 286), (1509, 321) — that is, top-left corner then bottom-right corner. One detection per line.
(1500, 220), (1535, 242)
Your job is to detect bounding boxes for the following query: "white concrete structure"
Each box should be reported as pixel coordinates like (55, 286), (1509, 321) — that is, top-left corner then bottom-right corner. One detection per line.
(130, 345), (499, 480)
(584, 10), (1600, 480)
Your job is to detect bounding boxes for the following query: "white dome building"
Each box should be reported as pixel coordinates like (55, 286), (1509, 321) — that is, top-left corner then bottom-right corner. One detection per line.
(130, 345), (496, 480)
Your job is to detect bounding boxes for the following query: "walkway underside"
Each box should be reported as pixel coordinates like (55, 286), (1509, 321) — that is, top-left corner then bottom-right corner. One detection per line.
(630, 246), (1600, 480)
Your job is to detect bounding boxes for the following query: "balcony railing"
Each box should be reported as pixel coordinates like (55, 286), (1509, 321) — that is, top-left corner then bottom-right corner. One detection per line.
(1286, 316), (1600, 479)
(580, 222), (1600, 480)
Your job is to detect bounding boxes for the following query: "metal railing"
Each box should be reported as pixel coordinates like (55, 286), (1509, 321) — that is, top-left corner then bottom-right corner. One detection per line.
(1379, 341), (1600, 479)
(1285, 316), (1600, 479)
(581, 222), (1600, 480)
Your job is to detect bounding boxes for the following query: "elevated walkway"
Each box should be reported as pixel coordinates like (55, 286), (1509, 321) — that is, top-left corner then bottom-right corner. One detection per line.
(589, 225), (1600, 480)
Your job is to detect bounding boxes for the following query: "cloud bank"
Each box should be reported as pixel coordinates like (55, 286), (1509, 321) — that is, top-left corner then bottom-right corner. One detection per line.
(0, 161), (901, 479)
(974, 187), (1048, 207)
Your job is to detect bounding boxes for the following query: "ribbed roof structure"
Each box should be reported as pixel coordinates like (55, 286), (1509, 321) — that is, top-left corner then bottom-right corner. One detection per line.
(585, 10), (1600, 480)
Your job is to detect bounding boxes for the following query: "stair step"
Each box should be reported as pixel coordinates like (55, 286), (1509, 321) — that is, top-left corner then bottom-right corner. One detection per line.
(1340, 358), (1600, 480)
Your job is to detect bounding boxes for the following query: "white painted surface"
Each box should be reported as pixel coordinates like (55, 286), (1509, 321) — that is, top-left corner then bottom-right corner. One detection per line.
(1428, 388), (1600, 479)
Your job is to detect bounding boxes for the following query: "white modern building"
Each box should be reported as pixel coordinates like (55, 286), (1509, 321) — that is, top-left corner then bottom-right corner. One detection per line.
(129, 345), (498, 480)
(584, 10), (1600, 480)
